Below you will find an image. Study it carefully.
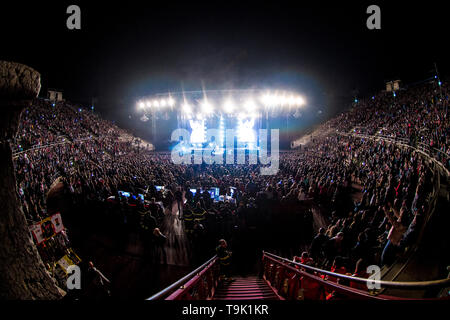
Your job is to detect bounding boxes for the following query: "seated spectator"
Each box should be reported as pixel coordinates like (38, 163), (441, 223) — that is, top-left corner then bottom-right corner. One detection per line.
(324, 256), (348, 300)
(293, 251), (314, 268)
(326, 256), (348, 283)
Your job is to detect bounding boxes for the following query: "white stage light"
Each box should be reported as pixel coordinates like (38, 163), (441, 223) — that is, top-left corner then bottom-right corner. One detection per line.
(182, 103), (192, 114)
(244, 99), (256, 112)
(272, 95), (280, 106)
(201, 101), (213, 114)
(168, 97), (175, 106)
(296, 96), (305, 106)
(160, 99), (167, 107)
(153, 100), (159, 107)
(138, 102), (145, 110)
(237, 117), (256, 143)
(260, 94), (270, 106)
(288, 95), (296, 106)
(238, 112), (246, 120)
(269, 95), (278, 106)
(223, 100), (235, 113)
(189, 119), (206, 143)
(218, 115), (225, 147)
(146, 100), (152, 108)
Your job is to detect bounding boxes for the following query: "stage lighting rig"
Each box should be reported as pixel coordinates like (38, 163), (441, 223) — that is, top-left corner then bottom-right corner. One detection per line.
(223, 99), (235, 114)
(136, 89), (307, 120)
(201, 100), (213, 115)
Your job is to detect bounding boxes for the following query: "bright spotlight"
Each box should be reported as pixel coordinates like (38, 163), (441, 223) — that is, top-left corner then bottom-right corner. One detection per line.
(189, 119), (206, 143)
(295, 96), (305, 106)
(244, 99), (256, 112)
(288, 96), (296, 106)
(160, 99), (167, 107)
(238, 113), (246, 120)
(138, 102), (145, 110)
(153, 100), (160, 107)
(146, 100), (152, 107)
(260, 94), (271, 106)
(182, 103), (192, 114)
(237, 117), (256, 143)
(168, 97), (175, 106)
(223, 100), (235, 113)
(201, 101), (213, 114)
(268, 95), (278, 106)
(273, 95), (283, 106)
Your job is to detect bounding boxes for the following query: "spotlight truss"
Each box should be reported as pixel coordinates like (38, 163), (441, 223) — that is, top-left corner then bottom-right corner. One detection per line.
(136, 89), (306, 119)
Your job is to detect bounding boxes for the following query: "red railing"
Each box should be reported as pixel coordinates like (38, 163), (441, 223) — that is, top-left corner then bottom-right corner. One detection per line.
(262, 251), (450, 300)
(147, 255), (220, 300)
(148, 252), (450, 300)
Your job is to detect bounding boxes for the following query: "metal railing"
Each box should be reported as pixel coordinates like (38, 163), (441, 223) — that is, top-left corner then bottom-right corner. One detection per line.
(262, 251), (450, 300)
(11, 136), (96, 159)
(12, 136), (69, 157)
(147, 255), (219, 300)
(289, 128), (448, 296)
(341, 129), (450, 177)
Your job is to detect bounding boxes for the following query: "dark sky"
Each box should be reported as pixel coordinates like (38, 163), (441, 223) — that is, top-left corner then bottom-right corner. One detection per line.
(1, 1), (448, 145)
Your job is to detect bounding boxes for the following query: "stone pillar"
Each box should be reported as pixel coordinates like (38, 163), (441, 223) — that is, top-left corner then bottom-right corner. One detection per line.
(0, 61), (63, 299)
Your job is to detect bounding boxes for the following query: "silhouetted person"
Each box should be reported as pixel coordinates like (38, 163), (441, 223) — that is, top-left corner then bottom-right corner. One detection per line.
(85, 261), (111, 299)
(216, 239), (233, 281)
(175, 187), (183, 219)
(153, 228), (167, 264)
(310, 227), (328, 262)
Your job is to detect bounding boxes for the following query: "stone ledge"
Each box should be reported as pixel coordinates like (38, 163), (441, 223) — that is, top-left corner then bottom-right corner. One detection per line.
(0, 61), (41, 100)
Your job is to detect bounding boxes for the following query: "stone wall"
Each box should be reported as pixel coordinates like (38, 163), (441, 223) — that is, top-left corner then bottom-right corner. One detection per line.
(0, 61), (63, 299)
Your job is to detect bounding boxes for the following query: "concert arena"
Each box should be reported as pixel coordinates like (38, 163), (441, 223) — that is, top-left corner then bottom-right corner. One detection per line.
(0, 1), (449, 311)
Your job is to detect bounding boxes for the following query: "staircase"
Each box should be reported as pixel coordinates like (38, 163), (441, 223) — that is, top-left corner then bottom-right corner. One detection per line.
(148, 253), (450, 300)
(213, 276), (280, 300)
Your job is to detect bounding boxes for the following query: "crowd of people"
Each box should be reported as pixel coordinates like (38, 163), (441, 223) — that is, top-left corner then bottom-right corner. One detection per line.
(326, 80), (449, 169)
(295, 134), (435, 272)
(9, 79), (448, 297)
(13, 100), (124, 153)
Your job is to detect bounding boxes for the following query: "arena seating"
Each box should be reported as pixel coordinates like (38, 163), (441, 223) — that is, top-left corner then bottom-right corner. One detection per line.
(11, 79), (450, 300)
